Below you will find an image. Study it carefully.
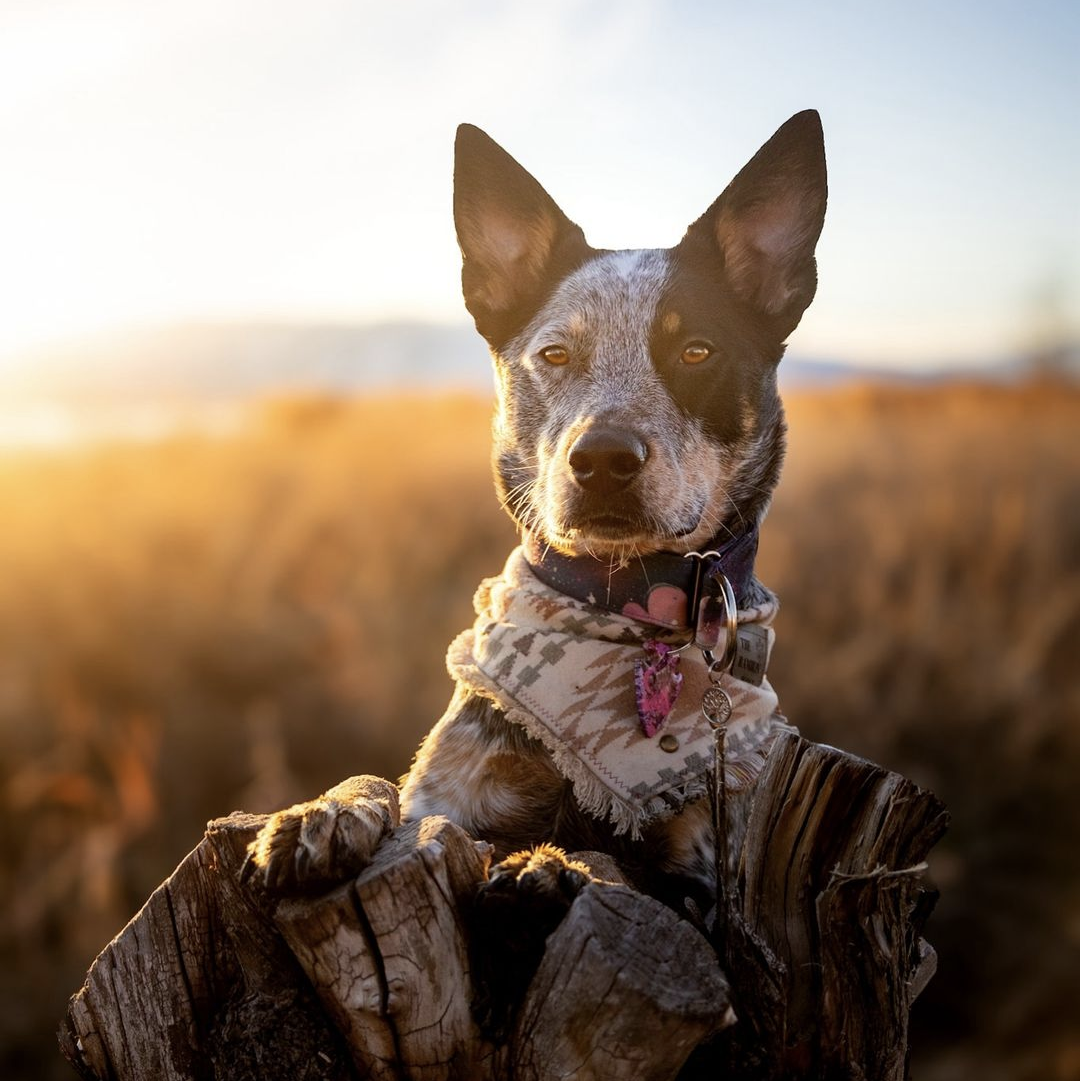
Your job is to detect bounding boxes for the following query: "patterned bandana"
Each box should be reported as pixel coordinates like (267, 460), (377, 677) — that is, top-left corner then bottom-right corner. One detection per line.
(447, 549), (795, 838)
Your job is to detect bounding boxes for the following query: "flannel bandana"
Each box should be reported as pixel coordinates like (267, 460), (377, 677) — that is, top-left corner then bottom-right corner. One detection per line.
(447, 548), (794, 837)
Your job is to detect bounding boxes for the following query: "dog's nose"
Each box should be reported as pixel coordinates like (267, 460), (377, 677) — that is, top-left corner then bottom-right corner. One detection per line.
(568, 425), (648, 493)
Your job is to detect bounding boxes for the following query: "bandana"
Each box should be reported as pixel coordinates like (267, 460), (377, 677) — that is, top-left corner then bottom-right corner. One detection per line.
(447, 549), (795, 838)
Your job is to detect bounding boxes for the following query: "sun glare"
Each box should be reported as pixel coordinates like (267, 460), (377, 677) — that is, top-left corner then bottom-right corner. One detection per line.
(0, 2), (1075, 381)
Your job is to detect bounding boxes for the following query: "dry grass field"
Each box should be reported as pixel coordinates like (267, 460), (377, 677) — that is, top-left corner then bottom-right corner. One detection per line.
(1, 381), (1078, 1079)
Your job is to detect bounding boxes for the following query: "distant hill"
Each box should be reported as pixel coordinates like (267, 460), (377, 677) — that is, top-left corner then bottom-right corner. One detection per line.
(2, 322), (490, 404)
(0, 319), (1048, 409)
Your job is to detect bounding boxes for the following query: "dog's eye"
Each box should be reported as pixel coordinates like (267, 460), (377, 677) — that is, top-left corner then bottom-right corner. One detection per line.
(680, 342), (713, 365)
(539, 345), (570, 366)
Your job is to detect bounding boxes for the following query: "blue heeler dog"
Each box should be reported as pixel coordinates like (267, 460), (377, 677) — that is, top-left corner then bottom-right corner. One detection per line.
(246, 110), (827, 1029)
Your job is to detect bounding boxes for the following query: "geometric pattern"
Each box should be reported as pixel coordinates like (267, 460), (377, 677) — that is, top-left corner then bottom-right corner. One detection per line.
(447, 549), (796, 837)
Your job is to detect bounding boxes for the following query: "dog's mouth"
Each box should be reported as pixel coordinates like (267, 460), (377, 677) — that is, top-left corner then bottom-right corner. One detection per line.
(546, 511), (633, 541)
(551, 505), (705, 556)
(576, 514), (642, 536)
(543, 513), (648, 555)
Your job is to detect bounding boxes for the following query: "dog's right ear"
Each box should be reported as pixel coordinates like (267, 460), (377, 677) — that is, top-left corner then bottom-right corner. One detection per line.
(454, 125), (590, 345)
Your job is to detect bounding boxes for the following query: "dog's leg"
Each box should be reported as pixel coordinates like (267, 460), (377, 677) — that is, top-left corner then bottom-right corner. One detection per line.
(401, 690), (565, 858)
(242, 775), (400, 894)
(468, 844), (598, 1039)
(405, 694), (637, 1033)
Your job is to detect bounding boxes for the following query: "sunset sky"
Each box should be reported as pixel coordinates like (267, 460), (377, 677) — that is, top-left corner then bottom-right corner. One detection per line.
(1, 0), (1077, 373)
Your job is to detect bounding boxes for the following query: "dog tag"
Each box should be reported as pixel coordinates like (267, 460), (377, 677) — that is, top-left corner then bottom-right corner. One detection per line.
(731, 624), (769, 686)
(701, 685), (732, 727)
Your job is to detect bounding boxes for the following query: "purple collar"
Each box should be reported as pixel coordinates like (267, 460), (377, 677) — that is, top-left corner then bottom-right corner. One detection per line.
(522, 526), (759, 633)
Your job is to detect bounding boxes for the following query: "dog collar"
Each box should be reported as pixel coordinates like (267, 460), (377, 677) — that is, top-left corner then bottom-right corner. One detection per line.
(522, 525), (759, 634)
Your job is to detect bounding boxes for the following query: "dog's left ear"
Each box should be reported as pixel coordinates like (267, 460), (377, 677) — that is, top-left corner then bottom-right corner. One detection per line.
(686, 110), (827, 336)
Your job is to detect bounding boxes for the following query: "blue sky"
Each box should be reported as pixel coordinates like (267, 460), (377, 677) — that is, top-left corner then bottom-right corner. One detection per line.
(0, 0), (1076, 370)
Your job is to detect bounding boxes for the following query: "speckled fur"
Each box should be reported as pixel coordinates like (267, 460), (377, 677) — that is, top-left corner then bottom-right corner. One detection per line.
(491, 248), (745, 559)
(248, 114), (826, 919)
(402, 114), (826, 911)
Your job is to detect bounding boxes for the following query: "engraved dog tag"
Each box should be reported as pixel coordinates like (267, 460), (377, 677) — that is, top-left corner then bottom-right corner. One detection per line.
(731, 624), (769, 686)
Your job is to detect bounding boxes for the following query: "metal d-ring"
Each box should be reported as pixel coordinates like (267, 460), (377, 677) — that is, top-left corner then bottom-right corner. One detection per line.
(700, 571), (738, 675)
(667, 550), (721, 655)
(672, 554), (738, 672)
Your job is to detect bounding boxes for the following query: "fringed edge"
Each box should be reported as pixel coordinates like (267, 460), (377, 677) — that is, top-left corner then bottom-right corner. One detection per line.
(446, 630), (778, 839)
(448, 631), (687, 839)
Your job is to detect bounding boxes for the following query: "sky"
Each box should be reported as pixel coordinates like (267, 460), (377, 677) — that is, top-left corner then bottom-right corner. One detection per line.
(0, 0), (1077, 373)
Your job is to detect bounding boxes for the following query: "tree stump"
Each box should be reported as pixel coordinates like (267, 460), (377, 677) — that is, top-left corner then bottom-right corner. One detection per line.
(719, 733), (949, 1078)
(59, 813), (358, 1081)
(60, 734), (946, 1080)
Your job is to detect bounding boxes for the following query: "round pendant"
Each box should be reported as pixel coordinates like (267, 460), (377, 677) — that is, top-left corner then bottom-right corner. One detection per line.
(701, 685), (732, 727)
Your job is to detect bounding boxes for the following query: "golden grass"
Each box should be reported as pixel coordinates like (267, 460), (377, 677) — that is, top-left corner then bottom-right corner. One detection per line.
(1, 380), (1078, 1079)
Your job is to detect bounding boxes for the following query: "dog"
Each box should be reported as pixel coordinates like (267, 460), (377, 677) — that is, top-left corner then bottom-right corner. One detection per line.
(246, 110), (827, 1007)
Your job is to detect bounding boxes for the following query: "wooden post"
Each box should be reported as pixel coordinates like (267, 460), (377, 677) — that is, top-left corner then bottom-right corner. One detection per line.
(61, 735), (946, 1080)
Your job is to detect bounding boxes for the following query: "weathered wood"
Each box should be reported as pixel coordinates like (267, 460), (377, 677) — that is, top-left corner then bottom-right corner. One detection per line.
(275, 816), (498, 1080)
(718, 732), (949, 1079)
(61, 734), (947, 1081)
(512, 883), (734, 1081)
(59, 812), (358, 1081)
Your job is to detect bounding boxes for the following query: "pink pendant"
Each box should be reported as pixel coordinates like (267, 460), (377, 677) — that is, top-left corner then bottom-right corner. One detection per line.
(634, 641), (683, 737)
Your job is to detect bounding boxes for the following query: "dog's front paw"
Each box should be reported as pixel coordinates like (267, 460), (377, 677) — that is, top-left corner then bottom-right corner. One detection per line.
(469, 844), (592, 1038)
(242, 775), (399, 894)
(483, 843), (591, 911)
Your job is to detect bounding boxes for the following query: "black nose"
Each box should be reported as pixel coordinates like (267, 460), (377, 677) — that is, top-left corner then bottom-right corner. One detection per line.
(568, 425), (648, 494)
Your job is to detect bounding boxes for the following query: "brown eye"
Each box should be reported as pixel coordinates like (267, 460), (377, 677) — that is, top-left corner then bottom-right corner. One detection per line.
(539, 345), (570, 366)
(680, 342), (713, 365)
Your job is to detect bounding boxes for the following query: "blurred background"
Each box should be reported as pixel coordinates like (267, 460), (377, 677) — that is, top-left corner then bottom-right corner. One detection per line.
(1, 2), (1077, 1078)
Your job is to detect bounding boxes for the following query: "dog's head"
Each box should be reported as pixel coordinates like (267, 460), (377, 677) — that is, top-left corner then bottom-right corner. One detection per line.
(454, 112), (826, 559)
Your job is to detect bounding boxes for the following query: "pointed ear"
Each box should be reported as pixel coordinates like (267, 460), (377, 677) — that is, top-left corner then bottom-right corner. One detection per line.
(454, 124), (590, 343)
(686, 110), (827, 335)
